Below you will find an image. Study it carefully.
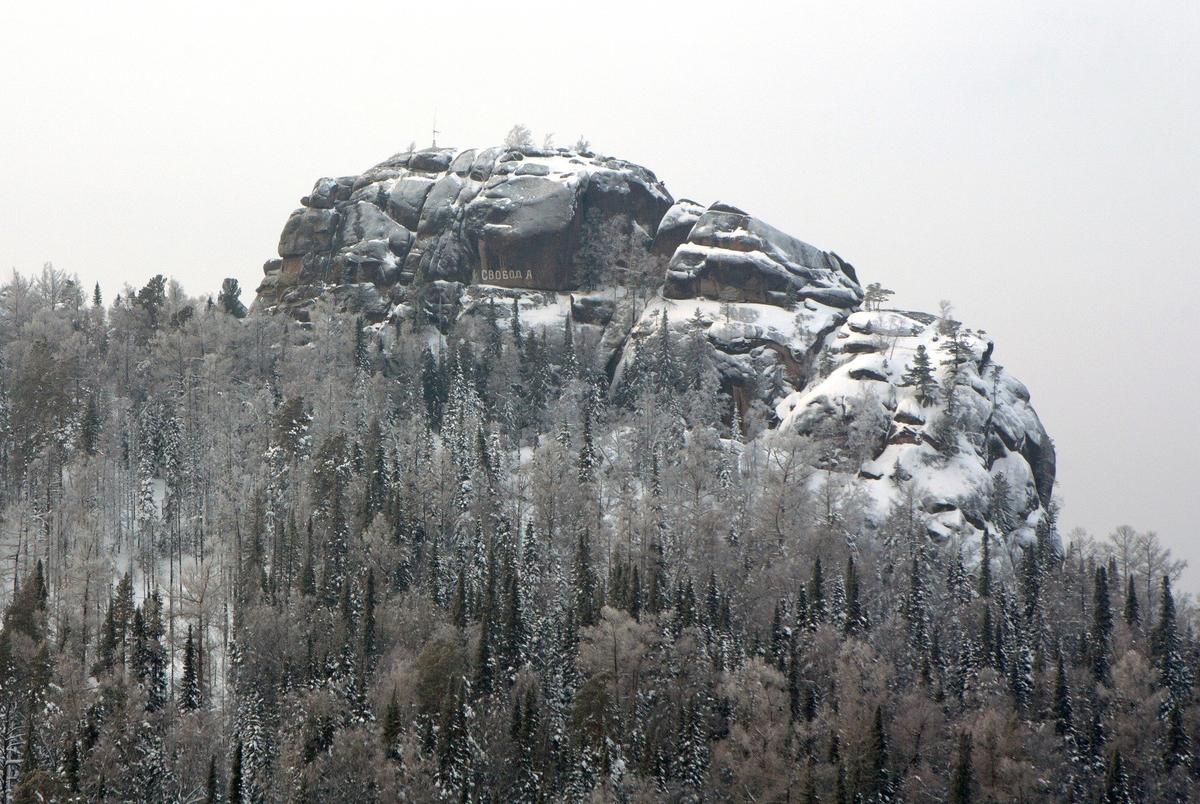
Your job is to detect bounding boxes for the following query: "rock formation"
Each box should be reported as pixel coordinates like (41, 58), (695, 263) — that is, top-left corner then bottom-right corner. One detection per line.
(256, 144), (1055, 548)
(258, 146), (671, 322)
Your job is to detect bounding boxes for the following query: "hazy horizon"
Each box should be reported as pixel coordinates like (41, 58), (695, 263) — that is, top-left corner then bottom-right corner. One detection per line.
(4, 2), (1197, 587)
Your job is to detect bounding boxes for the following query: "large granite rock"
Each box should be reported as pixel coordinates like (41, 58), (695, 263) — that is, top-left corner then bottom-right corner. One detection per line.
(278, 208), (339, 258)
(409, 147), (455, 173)
(254, 139), (1056, 554)
(664, 204), (863, 309)
(385, 177), (436, 230)
(258, 145), (672, 313)
(651, 199), (705, 257)
(468, 174), (582, 288)
(301, 176), (354, 209)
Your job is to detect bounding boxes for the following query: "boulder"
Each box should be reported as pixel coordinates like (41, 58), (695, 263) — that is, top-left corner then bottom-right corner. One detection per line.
(330, 283), (390, 322)
(385, 177), (436, 230)
(515, 162), (551, 176)
(302, 176), (351, 209)
(264, 143), (680, 305)
(417, 174), (467, 236)
(417, 229), (470, 283)
(582, 162), (672, 233)
(335, 240), (395, 284)
(651, 199), (705, 256)
(848, 366), (889, 382)
(449, 149), (476, 175)
(296, 253), (332, 283)
(709, 200), (748, 215)
(469, 147), (503, 181)
(278, 208), (339, 258)
(467, 175), (581, 289)
(337, 201), (412, 248)
(348, 179), (390, 208)
(571, 294), (615, 326)
(409, 148), (454, 173)
(663, 204), (863, 309)
(422, 280), (464, 328)
(376, 151), (412, 170)
(894, 406), (926, 426)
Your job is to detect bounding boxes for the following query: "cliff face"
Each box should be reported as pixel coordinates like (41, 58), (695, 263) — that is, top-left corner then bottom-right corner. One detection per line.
(256, 144), (1055, 548)
(257, 146), (672, 319)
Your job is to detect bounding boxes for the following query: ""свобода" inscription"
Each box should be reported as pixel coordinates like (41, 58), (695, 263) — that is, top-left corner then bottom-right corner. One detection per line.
(481, 269), (534, 283)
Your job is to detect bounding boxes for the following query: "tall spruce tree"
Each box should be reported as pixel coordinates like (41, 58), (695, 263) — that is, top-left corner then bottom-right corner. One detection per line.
(1123, 574), (1140, 627)
(382, 686), (403, 761)
(902, 344), (938, 406)
(361, 568), (377, 664)
(573, 530), (598, 627)
(578, 403), (597, 486)
(843, 556), (865, 635)
(1053, 648), (1074, 737)
(809, 558), (827, 627)
(1151, 576), (1190, 701)
(950, 731), (974, 804)
(904, 552), (931, 652)
(228, 741), (243, 804)
(1091, 566), (1113, 684)
(218, 278), (248, 318)
(80, 394), (101, 455)
(180, 624), (200, 712)
(1101, 750), (1130, 803)
(204, 756), (218, 804)
(353, 315), (370, 374)
(978, 532), (992, 599)
(869, 705), (891, 800)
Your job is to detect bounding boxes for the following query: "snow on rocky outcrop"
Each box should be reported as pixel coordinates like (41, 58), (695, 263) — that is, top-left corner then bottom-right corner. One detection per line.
(256, 143), (1055, 550)
(258, 145), (671, 323)
(663, 201), (863, 310)
(774, 309), (1055, 544)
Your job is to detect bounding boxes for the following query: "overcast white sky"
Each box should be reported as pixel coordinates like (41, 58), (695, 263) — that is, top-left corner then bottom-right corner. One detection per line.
(2, 2), (1197, 586)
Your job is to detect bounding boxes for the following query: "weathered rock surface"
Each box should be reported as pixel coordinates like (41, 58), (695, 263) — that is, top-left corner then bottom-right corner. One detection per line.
(651, 199), (706, 257)
(664, 205), (862, 309)
(278, 208), (339, 258)
(258, 145), (672, 317)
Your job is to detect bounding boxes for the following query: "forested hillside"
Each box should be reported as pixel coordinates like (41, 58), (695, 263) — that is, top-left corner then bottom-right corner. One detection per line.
(0, 260), (1195, 802)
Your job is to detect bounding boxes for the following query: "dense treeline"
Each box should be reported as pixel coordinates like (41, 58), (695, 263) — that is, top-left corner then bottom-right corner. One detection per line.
(0, 264), (1196, 802)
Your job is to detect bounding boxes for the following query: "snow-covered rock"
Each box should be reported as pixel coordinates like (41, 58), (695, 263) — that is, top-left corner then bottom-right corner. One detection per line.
(651, 198), (706, 257)
(777, 309), (1055, 545)
(664, 203), (863, 310)
(257, 145), (672, 317)
(256, 142), (1055, 551)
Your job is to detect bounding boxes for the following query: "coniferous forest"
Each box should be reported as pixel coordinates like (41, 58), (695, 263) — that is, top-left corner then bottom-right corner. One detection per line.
(0, 263), (1196, 802)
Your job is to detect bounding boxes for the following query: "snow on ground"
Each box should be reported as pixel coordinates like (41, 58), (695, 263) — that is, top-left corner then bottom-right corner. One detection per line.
(460, 287), (575, 333)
